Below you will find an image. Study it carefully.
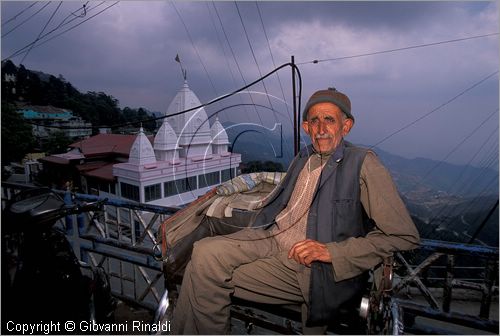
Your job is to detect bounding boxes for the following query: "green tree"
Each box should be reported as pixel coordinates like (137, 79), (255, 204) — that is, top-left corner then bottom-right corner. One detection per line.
(1, 103), (36, 166)
(1, 60), (18, 102)
(42, 131), (72, 155)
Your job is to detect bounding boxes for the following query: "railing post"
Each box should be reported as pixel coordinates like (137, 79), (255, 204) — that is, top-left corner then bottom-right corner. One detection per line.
(64, 190), (74, 235)
(480, 259), (497, 319)
(442, 254), (454, 312)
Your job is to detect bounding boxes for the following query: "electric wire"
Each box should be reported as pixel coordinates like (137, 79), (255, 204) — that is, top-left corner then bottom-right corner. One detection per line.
(427, 151), (498, 234)
(2, 2), (51, 38)
(20, 1), (63, 65)
(370, 71), (498, 149)
(460, 173), (498, 228)
(424, 115), (498, 226)
(50, 1), (92, 33)
(171, 2), (218, 97)
(2, 2), (38, 27)
(255, 2), (293, 128)
(234, 2), (278, 124)
(204, 2), (238, 121)
(212, 2), (265, 127)
(17, 62), (302, 131)
(419, 109), (497, 184)
(3, 2), (108, 62)
(70, 2), (88, 18)
(298, 33), (499, 65)
(14, 2), (115, 56)
(449, 125), (499, 195)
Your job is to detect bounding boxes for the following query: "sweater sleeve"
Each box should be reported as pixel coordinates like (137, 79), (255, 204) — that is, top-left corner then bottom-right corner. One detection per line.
(326, 151), (420, 282)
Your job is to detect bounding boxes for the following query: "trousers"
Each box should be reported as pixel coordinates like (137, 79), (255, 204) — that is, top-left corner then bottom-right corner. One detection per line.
(171, 228), (326, 334)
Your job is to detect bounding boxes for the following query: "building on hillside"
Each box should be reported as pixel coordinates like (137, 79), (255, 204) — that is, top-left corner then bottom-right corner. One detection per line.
(17, 104), (92, 139)
(39, 80), (242, 207)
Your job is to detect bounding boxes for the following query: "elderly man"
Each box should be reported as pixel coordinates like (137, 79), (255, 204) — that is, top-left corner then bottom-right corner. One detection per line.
(172, 87), (420, 334)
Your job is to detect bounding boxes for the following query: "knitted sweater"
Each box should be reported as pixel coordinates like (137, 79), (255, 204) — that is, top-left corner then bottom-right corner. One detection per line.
(270, 154), (328, 251)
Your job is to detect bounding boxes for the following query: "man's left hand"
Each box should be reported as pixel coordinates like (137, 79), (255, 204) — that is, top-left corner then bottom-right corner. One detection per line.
(288, 239), (332, 267)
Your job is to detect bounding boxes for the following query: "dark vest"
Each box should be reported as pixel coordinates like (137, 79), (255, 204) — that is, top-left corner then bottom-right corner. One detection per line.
(305, 142), (370, 325)
(253, 140), (370, 325)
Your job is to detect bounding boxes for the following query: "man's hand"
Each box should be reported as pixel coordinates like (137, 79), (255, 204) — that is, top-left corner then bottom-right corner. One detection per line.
(288, 239), (332, 267)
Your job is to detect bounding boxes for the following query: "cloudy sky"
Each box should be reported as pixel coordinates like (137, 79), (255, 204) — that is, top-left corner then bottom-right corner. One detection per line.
(1, 1), (498, 168)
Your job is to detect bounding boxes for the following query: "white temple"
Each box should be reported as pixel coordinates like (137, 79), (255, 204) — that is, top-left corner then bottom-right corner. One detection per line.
(113, 80), (241, 207)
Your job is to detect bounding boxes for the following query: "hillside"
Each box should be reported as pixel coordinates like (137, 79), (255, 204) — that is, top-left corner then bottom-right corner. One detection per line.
(225, 123), (499, 247)
(1, 60), (156, 133)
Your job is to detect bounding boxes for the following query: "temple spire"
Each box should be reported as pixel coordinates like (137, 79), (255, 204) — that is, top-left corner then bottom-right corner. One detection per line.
(175, 53), (187, 81)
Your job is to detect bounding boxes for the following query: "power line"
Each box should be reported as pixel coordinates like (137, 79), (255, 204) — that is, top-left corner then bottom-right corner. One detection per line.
(422, 112), (498, 225)
(420, 109), (497, 183)
(234, 2), (278, 124)
(2, 2), (51, 38)
(3, 2), (108, 62)
(449, 125), (499, 195)
(20, 1), (63, 65)
(171, 2), (218, 96)
(18, 2), (115, 54)
(50, 1), (92, 33)
(205, 2), (237, 121)
(298, 33), (499, 65)
(255, 2), (292, 127)
(17, 62), (302, 131)
(2, 2), (38, 27)
(371, 70), (498, 149)
(428, 148), (499, 229)
(212, 2), (265, 127)
(70, 2), (88, 18)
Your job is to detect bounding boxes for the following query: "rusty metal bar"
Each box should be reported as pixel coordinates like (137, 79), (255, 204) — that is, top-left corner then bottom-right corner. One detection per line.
(395, 252), (443, 292)
(394, 253), (441, 310)
(396, 299), (499, 333)
(480, 259), (497, 319)
(452, 279), (485, 292)
(419, 239), (498, 257)
(442, 254), (454, 312)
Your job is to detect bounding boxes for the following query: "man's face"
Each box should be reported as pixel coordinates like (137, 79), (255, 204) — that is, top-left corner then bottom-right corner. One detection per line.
(302, 102), (353, 154)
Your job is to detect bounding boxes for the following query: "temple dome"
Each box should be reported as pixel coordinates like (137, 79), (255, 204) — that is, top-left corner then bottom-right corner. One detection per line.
(128, 127), (156, 166)
(165, 80), (212, 146)
(154, 119), (179, 150)
(210, 116), (230, 145)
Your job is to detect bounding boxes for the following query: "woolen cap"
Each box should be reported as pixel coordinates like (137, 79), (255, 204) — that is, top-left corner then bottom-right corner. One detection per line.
(302, 87), (354, 122)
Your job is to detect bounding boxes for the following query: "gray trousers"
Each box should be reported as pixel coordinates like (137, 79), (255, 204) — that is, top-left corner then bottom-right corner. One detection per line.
(171, 228), (324, 334)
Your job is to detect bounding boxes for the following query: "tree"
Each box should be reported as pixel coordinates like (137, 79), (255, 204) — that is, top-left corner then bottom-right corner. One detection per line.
(1, 60), (18, 102)
(42, 131), (72, 155)
(1, 103), (36, 166)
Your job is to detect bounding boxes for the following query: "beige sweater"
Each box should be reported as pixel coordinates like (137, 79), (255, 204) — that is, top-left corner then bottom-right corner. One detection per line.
(270, 154), (328, 251)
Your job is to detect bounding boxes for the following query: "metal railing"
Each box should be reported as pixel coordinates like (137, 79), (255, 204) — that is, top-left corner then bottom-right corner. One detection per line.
(2, 182), (498, 334)
(393, 239), (499, 334)
(1, 182), (178, 311)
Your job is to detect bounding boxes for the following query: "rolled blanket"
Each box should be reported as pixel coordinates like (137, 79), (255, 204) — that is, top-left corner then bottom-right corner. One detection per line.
(216, 171), (286, 196)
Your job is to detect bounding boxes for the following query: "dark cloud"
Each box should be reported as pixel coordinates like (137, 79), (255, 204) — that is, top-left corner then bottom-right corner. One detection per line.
(1, 1), (498, 166)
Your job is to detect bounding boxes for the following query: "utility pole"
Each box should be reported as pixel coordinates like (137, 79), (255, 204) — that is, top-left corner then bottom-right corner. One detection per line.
(291, 55), (298, 156)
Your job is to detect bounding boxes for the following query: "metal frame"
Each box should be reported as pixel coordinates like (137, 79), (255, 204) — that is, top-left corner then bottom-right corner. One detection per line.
(1, 183), (177, 311)
(393, 239), (499, 334)
(2, 183), (498, 335)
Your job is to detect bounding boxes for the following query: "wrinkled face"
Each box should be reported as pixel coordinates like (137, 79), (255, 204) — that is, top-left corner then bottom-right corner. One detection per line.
(302, 102), (353, 154)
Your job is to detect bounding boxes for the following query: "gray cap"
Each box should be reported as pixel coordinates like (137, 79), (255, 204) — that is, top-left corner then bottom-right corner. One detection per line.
(302, 87), (354, 122)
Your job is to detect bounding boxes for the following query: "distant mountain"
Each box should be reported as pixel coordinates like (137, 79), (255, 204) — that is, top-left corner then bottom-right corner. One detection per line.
(373, 147), (498, 197)
(225, 122), (499, 246)
(225, 122), (497, 198)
